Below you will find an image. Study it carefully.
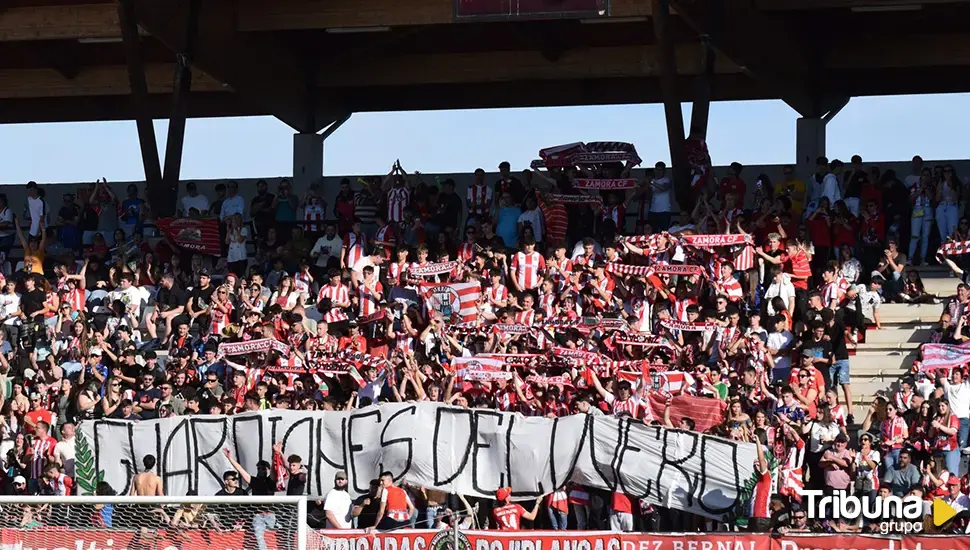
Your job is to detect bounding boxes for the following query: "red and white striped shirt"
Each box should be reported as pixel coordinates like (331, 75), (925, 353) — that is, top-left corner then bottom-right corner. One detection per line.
(304, 198), (326, 233)
(514, 309), (535, 326)
(585, 276), (615, 312)
(457, 242), (475, 263)
(511, 251), (545, 290)
(821, 277), (850, 308)
(358, 282), (383, 317)
(388, 261), (409, 287)
(538, 292), (556, 317)
(386, 187), (410, 223)
(486, 285), (509, 307)
(318, 284), (351, 323)
(733, 244), (755, 272)
(47, 473), (74, 496)
(881, 416), (907, 450)
(467, 183), (493, 217)
(65, 288), (85, 313)
(210, 301), (233, 336)
(30, 436), (56, 480)
(718, 276), (744, 302)
(342, 232), (366, 270)
(607, 394), (643, 419)
(548, 257), (573, 291)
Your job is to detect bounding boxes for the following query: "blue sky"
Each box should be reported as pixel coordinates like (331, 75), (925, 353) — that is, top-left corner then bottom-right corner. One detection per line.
(2, 93), (968, 183)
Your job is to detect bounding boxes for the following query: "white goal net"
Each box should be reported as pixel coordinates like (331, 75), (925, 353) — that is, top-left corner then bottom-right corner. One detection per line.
(0, 496), (308, 550)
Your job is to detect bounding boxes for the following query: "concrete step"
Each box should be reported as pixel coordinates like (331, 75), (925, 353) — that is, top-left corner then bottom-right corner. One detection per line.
(855, 341), (921, 351)
(922, 277), (958, 297)
(879, 303), (944, 323)
(850, 350), (917, 372)
(862, 325), (934, 344)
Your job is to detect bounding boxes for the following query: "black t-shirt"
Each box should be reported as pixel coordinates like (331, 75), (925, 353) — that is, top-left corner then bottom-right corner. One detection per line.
(59, 204), (80, 226)
(249, 475), (275, 496)
(84, 264), (110, 291)
(156, 285), (187, 313)
(828, 323), (849, 360)
(215, 487), (248, 497)
(800, 334), (833, 361)
(135, 387), (162, 420)
(287, 471), (307, 495)
(190, 285), (216, 314)
(21, 289), (46, 318)
(353, 494), (381, 529)
(251, 193), (276, 228)
(434, 193), (463, 230)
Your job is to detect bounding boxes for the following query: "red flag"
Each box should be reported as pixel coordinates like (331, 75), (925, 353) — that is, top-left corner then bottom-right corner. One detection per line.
(156, 217), (221, 256)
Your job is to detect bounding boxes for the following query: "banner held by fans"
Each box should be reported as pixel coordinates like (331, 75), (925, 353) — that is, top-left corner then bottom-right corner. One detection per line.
(78, 403), (756, 520)
(155, 217), (221, 256)
(421, 282), (480, 323)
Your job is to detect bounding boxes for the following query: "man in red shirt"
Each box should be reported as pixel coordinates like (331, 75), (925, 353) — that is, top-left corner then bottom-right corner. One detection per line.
(24, 392), (54, 436)
(491, 487), (540, 531)
(718, 162), (746, 203)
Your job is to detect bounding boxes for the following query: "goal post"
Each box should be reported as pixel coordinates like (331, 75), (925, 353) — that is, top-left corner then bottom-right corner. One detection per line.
(0, 495), (308, 550)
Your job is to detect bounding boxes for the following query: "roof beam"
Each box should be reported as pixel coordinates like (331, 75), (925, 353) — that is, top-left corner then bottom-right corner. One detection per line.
(235, 0), (651, 31)
(131, 0), (345, 133)
(319, 44), (741, 87)
(0, 4), (121, 42)
(0, 0), (652, 42)
(1, 29), (966, 101)
(669, 0), (837, 116)
(760, 0), (970, 10)
(0, 64), (221, 99)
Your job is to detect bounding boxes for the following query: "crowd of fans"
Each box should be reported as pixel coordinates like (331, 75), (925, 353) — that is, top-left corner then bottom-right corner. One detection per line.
(1, 153), (970, 536)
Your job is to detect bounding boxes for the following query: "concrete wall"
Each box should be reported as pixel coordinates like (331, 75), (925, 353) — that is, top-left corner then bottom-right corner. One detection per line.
(17, 159), (970, 222)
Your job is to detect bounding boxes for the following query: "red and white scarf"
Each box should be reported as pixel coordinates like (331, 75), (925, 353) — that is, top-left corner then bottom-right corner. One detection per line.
(660, 319), (720, 332)
(409, 261), (459, 277)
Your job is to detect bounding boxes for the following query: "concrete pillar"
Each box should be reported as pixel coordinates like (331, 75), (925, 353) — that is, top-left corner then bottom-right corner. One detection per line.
(795, 117), (825, 182)
(293, 132), (324, 190)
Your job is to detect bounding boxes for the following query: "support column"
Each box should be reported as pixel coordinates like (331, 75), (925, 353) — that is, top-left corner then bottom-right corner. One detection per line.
(795, 117), (826, 180)
(292, 114), (352, 189)
(118, 0), (162, 196)
(293, 132), (324, 189)
(159, 0), (202, 218)
(652, 0), (692, 211)
(688, 38), (715, 140)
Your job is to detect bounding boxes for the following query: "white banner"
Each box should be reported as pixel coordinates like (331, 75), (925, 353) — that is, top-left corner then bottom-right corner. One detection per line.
(77, 403), (754, 520)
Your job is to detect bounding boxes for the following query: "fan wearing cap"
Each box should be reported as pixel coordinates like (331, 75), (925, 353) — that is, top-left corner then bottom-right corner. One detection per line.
(322, 470), (353, 529)
(492, 487), (540, 531)
(941, 473), (970, 513)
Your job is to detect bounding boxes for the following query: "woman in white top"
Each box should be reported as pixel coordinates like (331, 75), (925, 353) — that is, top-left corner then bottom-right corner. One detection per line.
(269, 276), (302, 311)
(852, 432), (880, 497)
(226, 214), (249, 277)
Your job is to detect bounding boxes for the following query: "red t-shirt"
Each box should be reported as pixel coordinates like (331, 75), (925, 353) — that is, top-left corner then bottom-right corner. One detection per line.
(719, 177), (746, 202)
(781, 250), (811, 290)
(832, 216), (858, 249)
(807, 216), (832, 247)
(611, 492), (634, 514)
(492, 503), (526, 531)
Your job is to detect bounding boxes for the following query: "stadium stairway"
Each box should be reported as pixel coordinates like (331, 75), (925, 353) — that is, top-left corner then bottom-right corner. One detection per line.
(847, 265), (954, 418)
